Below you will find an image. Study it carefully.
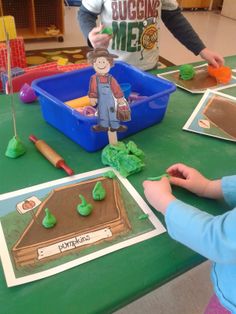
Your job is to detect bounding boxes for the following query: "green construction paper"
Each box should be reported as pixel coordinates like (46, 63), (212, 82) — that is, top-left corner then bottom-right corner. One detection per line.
(5, 136), (26, 158)
(42, 208), (57, 228)
(101, 141), (145, 177)
(92, 181), (106, 201)
(77, 194), (93, 216)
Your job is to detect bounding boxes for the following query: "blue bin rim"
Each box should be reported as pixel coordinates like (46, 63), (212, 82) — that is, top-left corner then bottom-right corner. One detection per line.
(32, 61), (176, 117)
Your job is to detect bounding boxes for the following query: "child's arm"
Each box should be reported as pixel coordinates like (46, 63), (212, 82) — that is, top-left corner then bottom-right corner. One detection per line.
(161, 7), (224, 67)
(143, 171), (236, 263)
(78, 4), (111, 48)
(143, 163), (222, 215)
(78, 4), (98, 46)
(165, 200), (236, 263)
(167, 163), (223, 200)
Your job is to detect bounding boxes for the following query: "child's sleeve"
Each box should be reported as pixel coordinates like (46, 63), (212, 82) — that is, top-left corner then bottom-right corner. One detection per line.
(81, 1), (103, 14)
(165, 199), (236, 263)
(78, 2), (103, 46)
(161, 0), (179, 10)
(222, 175), (236, 208)
(161, 2), (205, 55)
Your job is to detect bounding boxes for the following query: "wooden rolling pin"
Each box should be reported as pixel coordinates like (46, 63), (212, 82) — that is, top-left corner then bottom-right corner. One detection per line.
(29, 135), (74, 176)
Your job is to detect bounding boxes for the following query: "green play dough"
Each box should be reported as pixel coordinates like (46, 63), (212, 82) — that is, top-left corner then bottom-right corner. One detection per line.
(101, 141), (145, 177)
(42, 208), (57, 228)
(179, 64), (195, 80)
(92, 181), (106, 201)
(77, 194), (93, 216)
(5, 136), (26, 158)
(103, 171), (116, 179)
(100, 27), (113, 35)
(138, 214), (149, 220)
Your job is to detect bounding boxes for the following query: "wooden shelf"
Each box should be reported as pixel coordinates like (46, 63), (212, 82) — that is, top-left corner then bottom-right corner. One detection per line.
(0, 0), (64, 40)
(177, 0), (212, 9)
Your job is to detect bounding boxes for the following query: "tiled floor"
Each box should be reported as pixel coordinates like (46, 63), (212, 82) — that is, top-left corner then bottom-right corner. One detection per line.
(25, 7), (235, 313)
(159, 10), (236, 65)
(114, 260), (213, 314)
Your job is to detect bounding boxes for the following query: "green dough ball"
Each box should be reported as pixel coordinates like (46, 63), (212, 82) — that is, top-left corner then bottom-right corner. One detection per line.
(179, 64), (195, 80)
(100, 27), (113, 35)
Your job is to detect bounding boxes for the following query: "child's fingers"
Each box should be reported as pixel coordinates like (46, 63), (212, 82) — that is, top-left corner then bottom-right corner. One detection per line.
(91, 25), (103, 34)
(169, 176), (188, 188)
(167, 163), (190, 179)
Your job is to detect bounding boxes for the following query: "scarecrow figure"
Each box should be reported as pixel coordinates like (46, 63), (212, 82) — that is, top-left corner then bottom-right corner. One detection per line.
(87, 48), (128, 133)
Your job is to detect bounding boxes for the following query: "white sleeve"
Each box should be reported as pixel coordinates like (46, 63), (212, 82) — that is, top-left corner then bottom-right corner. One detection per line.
(161, 0), (179, 10)
(82, 0), (104, 14)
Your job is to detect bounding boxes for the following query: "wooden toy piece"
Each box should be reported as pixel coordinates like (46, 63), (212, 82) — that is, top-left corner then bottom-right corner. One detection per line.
(57, 57), (68, 66)
(65, 96), (91, 108)
(29, 135), (74, 176)
(0, 16), (17, 41)
(108, 130), (118, 145)
(207, 65), (232, 84)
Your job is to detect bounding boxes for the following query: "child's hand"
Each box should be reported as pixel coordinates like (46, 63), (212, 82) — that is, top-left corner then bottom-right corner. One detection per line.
(199, 48), (224, 68)
(88, 25), (112, 48)
(167, 163), (222, 199)
(143, 178), (176, 214)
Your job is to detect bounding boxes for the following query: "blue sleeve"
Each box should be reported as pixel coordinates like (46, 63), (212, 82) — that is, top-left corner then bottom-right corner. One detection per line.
(165, 197), (236, 263)
(78, 4), (98, 47)
(222, 175), (236, 208)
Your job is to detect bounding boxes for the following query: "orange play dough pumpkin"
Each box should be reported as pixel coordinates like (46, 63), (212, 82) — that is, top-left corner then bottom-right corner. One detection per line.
(207, 65), (232, 84)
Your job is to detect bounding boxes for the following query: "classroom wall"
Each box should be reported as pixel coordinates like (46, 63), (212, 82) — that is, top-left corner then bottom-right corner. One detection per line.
(221, 0), (236, 20)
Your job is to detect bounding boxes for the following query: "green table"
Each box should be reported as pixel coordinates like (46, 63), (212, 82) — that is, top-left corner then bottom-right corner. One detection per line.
(0, 56), (236, 314)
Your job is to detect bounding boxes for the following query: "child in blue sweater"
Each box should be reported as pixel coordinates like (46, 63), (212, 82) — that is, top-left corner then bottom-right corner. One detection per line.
(143, 163), (236, 313)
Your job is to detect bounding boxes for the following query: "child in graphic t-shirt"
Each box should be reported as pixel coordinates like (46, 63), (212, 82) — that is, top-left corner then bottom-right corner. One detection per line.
(78, 0), (224, 70)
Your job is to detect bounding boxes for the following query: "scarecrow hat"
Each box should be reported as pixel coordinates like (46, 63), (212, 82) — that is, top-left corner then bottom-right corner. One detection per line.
(87, 48), (118, 61)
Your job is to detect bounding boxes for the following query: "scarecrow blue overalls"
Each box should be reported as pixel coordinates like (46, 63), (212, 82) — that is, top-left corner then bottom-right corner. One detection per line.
(96, 75), (120, 130)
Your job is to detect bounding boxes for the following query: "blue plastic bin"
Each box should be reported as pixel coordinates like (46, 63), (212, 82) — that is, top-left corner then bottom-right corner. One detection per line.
(32, 61), (176, 152)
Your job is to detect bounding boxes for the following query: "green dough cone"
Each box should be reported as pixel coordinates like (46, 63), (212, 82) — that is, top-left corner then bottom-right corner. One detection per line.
(100, 27), (113, 35)
(92, 181), (106, 201)
(179, 64), (195, 80)
(5, 136), (26, 158)
(77, 194), (93, 216)
(42, 208), (57, 228)
(103, 171), (116, 179)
